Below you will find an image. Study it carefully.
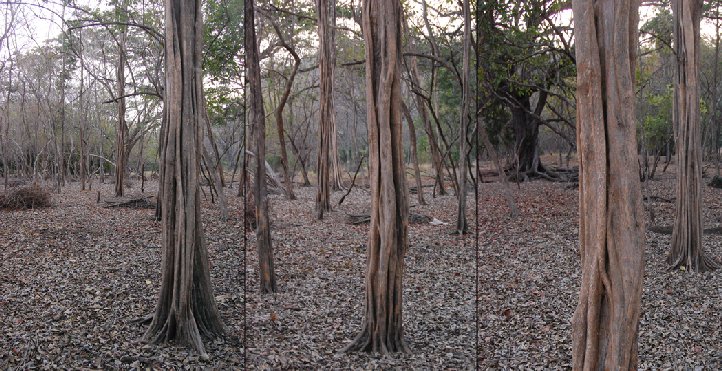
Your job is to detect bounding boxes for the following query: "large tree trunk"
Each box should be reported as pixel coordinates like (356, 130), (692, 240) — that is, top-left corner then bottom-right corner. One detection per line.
(668, 0), (718, 272)
(246, 0), (277, 293)
(456, 0), (471, 234)
(115, 23), (127, 197)
(571, 0), (645, 369)
(344, 0), (408, 354)
(316, 0), (334, 218)
(511, 99), (540, 174)
(143, 0), (224, 357)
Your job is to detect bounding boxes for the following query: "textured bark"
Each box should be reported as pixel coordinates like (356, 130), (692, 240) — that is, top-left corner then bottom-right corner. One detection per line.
(328, 0), (343, 191)
(571, 0), (645, 369)
(668, 0), (718, 272)
(510, 96), (542, 174)
(456, 0), (471, 234)
(143, 0), (224, 357)
(316, 0), (334, 218)
(400, 101), (426, 205)
(246, 0), (277, 293)
(115, 22), (127, 197)
(344, 0), (408, 354)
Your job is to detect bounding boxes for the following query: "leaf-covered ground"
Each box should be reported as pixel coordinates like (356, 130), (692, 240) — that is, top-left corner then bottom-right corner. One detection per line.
(476, 166), (722, 369)
(0, 180), (475, 369)
(2, 166), (720, 369)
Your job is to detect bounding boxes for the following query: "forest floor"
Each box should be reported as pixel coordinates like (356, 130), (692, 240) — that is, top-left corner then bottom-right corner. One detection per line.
(1, 163), (720, 369)
(0, 176), (475, 369)
(476, 163), (722, 369)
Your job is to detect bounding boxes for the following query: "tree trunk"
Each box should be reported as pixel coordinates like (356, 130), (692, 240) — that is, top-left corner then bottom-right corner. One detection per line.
(115, 23), (127, 197)
(456, 0), (471, 234)
(246, 0), (277, 293)
(203, 95), (226, 188)
(316, 0), (334, 218)
(571, 0), (645, 368)
(329, 0), (343, 191)
(668, 0), (718, 272)
(344, 0), (408, 354)
(409, 57), (446, 196)
(143, 0), (224, 357)
(270, 20), (300, 200)
(510, 95), (542, 174)
(401, 101), (426, 205)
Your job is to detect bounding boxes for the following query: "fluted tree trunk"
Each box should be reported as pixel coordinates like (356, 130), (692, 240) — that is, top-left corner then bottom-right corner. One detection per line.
(246, 0), (276, 293)
(316, 0), (334, 218)
(344, 0), (409, 354)
(668, 0), (718, 272)
(571, 0), (645, 369)
(142, 0), (224, 358)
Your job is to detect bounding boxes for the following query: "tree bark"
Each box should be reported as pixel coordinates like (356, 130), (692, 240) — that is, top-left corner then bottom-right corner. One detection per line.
(115, 21), (128, 197)
(316, 0), (334, 218)
(143, 0), (224, 357)
(246, 0), (277, 293)
(571, 0), (645, 368)
(344, 0), (408, 354)
(668, 0), (718, 272)
(456, 0), (471, 234)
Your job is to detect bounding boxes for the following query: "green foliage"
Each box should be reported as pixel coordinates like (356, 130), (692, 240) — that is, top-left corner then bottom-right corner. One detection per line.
(640, 86), (673, 151)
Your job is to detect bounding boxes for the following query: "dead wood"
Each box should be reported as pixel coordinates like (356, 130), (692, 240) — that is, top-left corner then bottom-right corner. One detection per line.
(102, 195), (155, 209)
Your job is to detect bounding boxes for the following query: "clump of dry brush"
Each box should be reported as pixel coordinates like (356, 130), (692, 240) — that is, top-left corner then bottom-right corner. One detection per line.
(0, 184), (52, 210)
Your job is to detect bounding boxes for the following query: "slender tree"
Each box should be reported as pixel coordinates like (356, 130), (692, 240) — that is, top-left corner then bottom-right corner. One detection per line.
(246, 0), (277, 293)
(114, 2), (128, 197)
(571, 0), (645, 368)
(456, 0), (471, 234)
(316, 0), (334, 218)
(142, 0), (224, 357)
(668, 0), (718, 272)
(344, 0), (409, 354)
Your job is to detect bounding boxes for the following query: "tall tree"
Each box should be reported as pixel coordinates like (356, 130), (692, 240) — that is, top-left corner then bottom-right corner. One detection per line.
(571, 0), (645, 368)
(668, 0), (719, 272)
(316, 0), (334, 218)
(142, 0), (224, 357)
(344, 0), (408, 354)
(114, 1), (128, 197)
(456, 0), (471, 234)
(246, 0), (277, 293)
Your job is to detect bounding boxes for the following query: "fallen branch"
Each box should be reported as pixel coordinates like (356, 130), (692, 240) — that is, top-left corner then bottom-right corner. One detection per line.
(338, 156), (365, 206)
(102, 195), (155, 209)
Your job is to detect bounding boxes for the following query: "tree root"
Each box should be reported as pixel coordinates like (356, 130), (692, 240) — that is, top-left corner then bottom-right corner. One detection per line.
(342, 327), (410, 354)
(128, 313), (154, 325)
